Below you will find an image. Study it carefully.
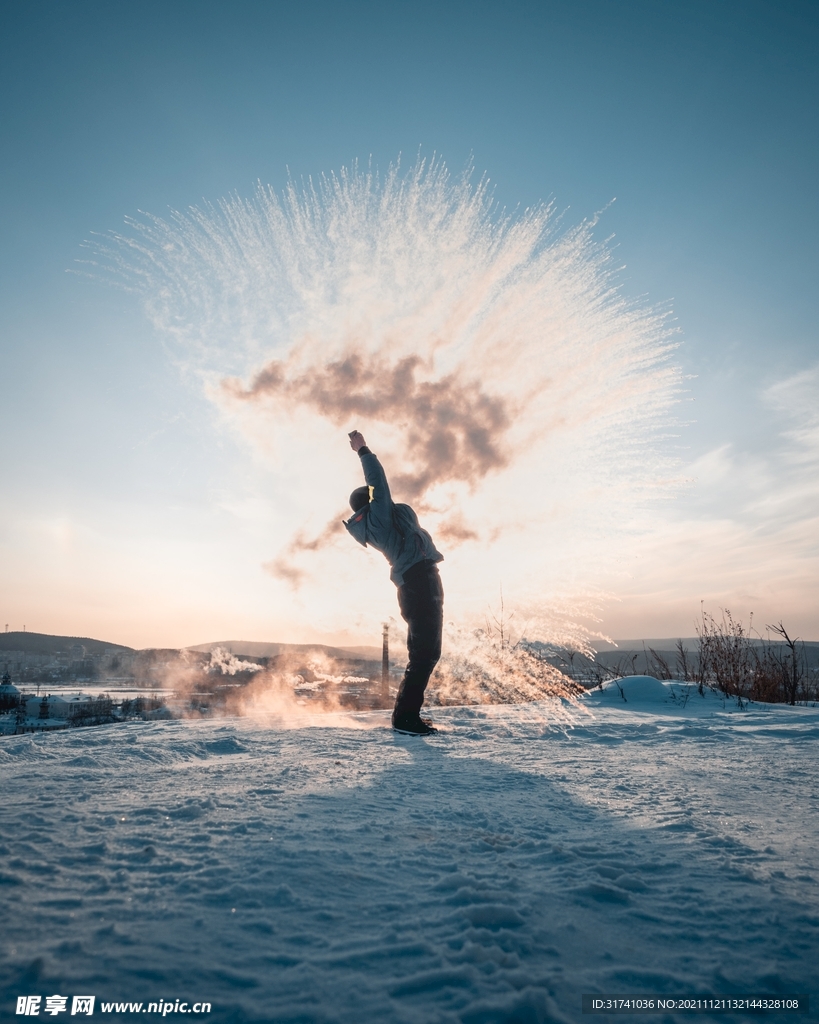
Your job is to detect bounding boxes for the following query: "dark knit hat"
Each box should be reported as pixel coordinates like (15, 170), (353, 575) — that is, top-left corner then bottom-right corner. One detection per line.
(349, 485), (370, 512)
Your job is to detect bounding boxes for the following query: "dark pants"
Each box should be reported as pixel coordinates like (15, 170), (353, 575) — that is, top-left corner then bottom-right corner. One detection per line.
(394, 560), (444, 717)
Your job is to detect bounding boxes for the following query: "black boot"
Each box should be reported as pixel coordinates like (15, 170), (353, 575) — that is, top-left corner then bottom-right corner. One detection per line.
(391, 709), (437, 735)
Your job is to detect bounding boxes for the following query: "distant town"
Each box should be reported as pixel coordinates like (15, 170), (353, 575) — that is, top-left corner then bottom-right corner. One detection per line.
(0, 629), (392, 734)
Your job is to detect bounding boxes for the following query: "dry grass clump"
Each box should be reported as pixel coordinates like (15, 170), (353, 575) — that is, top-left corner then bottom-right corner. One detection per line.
(696, 608), (814, 705)
(582, 607), (817, 707)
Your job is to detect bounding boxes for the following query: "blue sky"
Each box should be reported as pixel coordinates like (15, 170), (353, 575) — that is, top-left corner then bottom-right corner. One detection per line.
(2, 0), (817, 647)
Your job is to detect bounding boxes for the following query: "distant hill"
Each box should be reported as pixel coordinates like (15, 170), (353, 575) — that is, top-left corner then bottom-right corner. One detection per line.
(591, 636), (819, 675)
(592, 638), (700, 652)
(4, 631), (815, 663)
(186, 640), (383, 662)
(0, 631), (134, 656)
(0, 631), (383, 663)
(592, 637), (819, 652)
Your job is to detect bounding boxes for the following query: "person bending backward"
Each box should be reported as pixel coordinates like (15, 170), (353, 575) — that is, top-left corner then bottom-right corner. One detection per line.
(345, 431), (444, 735)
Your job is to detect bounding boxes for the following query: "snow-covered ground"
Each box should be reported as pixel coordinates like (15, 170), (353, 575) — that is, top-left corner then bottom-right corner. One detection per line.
(2, 678), (817, 1023)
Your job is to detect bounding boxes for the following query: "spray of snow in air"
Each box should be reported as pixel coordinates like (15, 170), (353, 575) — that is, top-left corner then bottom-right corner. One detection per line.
(85, 157), (681, 703)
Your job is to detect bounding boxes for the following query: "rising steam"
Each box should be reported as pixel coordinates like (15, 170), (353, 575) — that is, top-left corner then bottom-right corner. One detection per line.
(223, 352), (511, 502)
(85, 156), (682, 647)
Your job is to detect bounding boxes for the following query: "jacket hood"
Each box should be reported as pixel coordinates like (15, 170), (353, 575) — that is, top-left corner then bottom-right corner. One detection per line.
(344, 507), (369, 547)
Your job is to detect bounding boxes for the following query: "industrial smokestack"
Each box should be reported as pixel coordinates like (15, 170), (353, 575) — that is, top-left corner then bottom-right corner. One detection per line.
(381, 623), (390, 704)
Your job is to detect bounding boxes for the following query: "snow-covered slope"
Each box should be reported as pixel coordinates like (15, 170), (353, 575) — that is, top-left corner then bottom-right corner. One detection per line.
(1, 680), (817, 1022)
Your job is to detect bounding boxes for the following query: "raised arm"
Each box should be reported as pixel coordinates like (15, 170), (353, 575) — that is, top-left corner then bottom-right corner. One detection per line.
(348, 430), (393, 514)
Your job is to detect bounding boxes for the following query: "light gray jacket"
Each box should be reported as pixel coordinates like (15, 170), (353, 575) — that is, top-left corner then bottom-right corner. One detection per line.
(344, 450), (443, 587)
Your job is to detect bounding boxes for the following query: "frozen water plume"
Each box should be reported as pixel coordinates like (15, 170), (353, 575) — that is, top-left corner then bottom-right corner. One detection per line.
(86, 156), (682, 707)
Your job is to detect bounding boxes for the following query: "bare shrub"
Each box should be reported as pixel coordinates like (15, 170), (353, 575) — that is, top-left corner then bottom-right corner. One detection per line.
(646, 644), (673, 680)
(696, 607), (812, 705)
(749, 622), (810, 705)
(696, 608), (752, 698)
(675, 640), (694, 682)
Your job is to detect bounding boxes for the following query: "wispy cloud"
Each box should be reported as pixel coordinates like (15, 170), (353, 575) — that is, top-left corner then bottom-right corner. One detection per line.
(764, 363), (819, 468)
(601, 363), (819, 636)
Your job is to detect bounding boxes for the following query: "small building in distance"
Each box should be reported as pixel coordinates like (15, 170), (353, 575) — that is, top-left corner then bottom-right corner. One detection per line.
(0, 671), (21, 711)
(20, 693), (113, 731)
